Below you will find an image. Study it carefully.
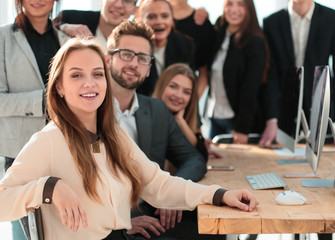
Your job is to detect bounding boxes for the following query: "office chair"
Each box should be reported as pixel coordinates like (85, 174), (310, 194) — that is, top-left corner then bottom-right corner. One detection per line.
(21, 208), (44, 240)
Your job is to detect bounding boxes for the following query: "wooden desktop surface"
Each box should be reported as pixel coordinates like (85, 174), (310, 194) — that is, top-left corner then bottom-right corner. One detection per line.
(197, 144), (335, 234)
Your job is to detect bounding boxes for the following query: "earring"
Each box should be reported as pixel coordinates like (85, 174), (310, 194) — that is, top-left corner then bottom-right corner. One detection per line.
(58, 93), (64, 98)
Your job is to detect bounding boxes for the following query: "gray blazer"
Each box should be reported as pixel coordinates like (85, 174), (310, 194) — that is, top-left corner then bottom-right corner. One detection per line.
(135, 94), (207, 182)
(0, 23), (68, 158)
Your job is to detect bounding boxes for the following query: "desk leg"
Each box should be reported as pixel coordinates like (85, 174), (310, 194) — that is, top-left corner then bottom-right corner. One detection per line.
(299, 234), (306, 240)
(226, 234), (238, 240)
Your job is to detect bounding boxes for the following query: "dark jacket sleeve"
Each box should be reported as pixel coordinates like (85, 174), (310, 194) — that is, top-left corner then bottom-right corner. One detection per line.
(163, 103), (207, 182)
(235, 36), (266, 134)
(60, 10), (100, 35)
(195, 133), (208, 161)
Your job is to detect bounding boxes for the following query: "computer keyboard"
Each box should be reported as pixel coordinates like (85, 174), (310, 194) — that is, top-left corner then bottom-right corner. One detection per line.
(246, 173), (287, 190)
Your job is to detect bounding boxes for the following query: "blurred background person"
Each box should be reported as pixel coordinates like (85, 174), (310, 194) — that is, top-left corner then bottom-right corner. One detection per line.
(260, 0), (335, 151)
(136, 0), (195, 96)
(205, 0), (269, 144)
(58, 0), (137, 50)
(169, 0), (216, 98)
(152, 63), (208, 160)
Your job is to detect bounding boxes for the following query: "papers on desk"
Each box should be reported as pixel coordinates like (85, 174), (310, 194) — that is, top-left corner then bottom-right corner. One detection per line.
(274, 147), (306, 156)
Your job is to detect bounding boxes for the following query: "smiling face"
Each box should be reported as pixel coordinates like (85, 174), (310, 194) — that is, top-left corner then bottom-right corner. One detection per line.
(110, 35), (151, 90)
(22, 0), (55, 20)
(140, 0), (174, 48)
(100, 0), (136, 27)
(56, 48), (107, 123)
(161, 74), (193, 113)
(224, 0), (247, 33)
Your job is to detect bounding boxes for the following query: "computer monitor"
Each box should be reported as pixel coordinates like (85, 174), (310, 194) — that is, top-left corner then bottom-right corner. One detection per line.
(305, 66), (330, 173)
(277, 67), (307, 153)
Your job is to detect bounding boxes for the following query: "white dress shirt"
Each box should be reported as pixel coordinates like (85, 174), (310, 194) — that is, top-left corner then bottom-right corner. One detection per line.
(114, 94), (139, 144)
(154, 46), (166, 76)
(207, 29), (235, 119)
(288, 1), (315, 67)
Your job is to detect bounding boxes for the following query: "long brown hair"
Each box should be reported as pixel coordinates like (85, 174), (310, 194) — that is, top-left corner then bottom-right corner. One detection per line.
(152, 63), (198, 132)
(47, 38), (142, 204)
(216, 0), (270, 82)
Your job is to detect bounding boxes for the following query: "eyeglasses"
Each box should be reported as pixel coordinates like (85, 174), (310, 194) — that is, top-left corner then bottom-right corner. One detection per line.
(108, 0), (137, 8)
(109, 49), (154, 66)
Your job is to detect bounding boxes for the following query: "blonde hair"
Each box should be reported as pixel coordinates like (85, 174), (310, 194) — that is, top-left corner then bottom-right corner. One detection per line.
(152, 63), (198, 132)
(47, 37), (142, 204)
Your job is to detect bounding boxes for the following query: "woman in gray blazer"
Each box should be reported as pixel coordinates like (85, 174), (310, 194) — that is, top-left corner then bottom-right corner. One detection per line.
(0, 1), (67, 238)
(0, 0), (68, 167)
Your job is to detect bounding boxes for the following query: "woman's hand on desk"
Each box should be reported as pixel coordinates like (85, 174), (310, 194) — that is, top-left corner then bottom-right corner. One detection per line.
(223, 189), (259, 212)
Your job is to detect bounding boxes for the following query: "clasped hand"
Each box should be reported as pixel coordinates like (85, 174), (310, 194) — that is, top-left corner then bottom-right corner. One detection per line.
(127, 209), (182, 239)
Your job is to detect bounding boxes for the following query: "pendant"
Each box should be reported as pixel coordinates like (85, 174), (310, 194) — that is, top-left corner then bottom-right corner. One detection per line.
(92, 141), (100, 153)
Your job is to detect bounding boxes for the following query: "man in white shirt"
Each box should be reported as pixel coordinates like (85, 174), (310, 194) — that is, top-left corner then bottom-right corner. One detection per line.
(260, 0), (335, 153)
(59, 0), (137, 50)
(106, 20), (222, 240)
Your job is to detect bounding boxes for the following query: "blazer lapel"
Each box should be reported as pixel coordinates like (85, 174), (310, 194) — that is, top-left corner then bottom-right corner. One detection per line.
(13, 30), (44, 87)
(135, 96), (152, 155)
(280, 10), (296, 65)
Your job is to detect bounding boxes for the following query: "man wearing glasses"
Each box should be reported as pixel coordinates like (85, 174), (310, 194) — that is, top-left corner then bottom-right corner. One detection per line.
(106, 20), (221, 240)
(59, 0), (137, 49)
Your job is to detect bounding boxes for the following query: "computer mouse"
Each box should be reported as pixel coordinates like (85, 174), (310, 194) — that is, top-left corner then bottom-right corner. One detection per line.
(275, 190), (306, 205)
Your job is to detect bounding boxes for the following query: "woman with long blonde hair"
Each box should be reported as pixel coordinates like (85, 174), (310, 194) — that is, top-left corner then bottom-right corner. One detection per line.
(152, 63), (208, 159)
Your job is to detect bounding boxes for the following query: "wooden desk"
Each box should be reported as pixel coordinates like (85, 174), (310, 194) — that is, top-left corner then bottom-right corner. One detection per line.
(198, 144), (335, 234)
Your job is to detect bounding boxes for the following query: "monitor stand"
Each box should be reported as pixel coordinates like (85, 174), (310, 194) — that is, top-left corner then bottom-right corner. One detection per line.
(301, 118), (335, 188)
(321, 118), (335, 153)
(276, 110), (309, 165)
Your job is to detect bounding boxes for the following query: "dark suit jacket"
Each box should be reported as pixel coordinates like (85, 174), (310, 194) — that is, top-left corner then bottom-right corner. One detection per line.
(137, 31), (195, 96)
(263, 3), (335, 122)
(209, 26), (266, 134)
(61, 10), (100, 35)
(135, 94), (206, 182)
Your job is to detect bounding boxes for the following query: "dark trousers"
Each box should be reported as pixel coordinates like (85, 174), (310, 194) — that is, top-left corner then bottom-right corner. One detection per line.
(102, 229), (136, 240)
(131, 202), (225, 240)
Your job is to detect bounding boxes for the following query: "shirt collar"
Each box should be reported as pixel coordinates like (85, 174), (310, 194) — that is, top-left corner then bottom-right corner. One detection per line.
(288, 1), (315, 21)
(113, 93), (139, 116)
(88, 131), (100, 143)
(26, 18), (53, 36)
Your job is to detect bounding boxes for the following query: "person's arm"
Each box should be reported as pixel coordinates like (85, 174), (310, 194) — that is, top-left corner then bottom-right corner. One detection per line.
(259, 18), (281, 146)
(173, 109), (197, 146)
(163, 104), (207, 182)
(197, 65), (209, 98)
(124, 127), (260, 213)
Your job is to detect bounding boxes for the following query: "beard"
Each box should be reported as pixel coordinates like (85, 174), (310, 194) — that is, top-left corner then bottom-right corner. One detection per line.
(111, 67), (146, 90)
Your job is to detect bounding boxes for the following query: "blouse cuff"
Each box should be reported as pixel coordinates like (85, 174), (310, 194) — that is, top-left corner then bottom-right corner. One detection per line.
(42, 177), (61, 204)
(212, 188), (228, 206)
